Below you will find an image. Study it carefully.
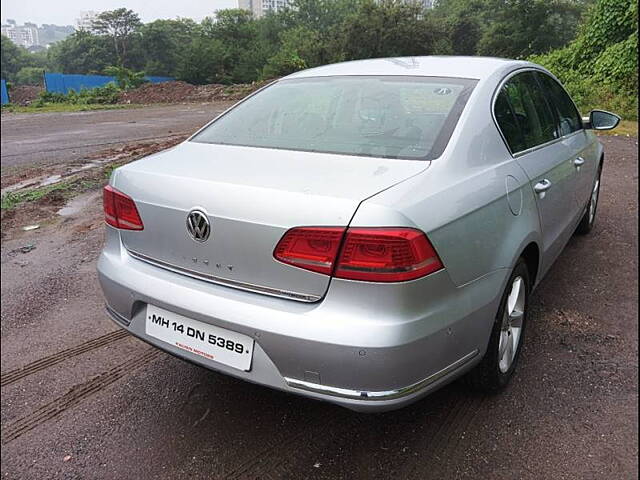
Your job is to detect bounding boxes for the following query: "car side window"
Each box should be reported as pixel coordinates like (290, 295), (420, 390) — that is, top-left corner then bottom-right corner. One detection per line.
(536, 72), (583, 136)
(496, 72), (559, 153)
(495, 88), (526, 153)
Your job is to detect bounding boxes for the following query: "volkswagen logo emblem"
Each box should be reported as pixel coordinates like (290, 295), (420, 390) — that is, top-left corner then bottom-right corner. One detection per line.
(186, 209), (211, 242)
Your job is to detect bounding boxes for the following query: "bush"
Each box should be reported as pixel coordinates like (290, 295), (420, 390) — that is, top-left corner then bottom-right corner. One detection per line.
(103, 65), (148, 90)
(34, 82), (121, 106)
(36, 91), (67, 104)
(530, 0), (638, 120)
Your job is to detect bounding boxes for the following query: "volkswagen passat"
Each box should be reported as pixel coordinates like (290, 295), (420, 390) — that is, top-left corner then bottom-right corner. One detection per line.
(98, 57), (619, 412)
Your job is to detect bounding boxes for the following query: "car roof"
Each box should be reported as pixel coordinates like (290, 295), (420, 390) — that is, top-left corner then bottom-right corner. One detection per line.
(285, 56), (533, 81)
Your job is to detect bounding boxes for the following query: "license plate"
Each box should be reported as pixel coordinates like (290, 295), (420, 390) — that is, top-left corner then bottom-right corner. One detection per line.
(145, 305), (254, 371)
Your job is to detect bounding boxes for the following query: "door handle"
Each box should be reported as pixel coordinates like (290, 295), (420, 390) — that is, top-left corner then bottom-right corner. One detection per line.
(573, 157), (585, 167)
(534, 179), (552, 194)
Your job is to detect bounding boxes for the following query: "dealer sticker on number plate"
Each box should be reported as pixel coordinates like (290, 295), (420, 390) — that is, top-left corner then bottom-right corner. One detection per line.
(145, 304), (254, 371)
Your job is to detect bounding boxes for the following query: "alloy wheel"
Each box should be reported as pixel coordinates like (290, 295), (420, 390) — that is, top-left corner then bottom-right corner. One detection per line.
(589, 177), (600, 225)
(498, 276), (526, 373)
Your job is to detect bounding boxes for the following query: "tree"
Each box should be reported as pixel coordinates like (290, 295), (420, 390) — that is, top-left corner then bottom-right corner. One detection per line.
(336, 1), (449, 60)
(47, 30), (116, 74)
(2, 35), (50, 82)
(263, 26), (323, 77)
(139, 19), (198, 76)
(477, 0), (585, 58)
(431, 0), (485, 55)
(284, 0), (365, 32)
(92, 8), (142, 67)
(177, 37), (229, 84)
(197, 9), (271, 83)
(205, 9), (255, 44)
(1, 35), (24, 81)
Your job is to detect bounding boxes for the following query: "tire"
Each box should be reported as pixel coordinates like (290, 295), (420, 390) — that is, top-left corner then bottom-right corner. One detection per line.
(575, 163), (602, 235)
(466, 258), (530, 393)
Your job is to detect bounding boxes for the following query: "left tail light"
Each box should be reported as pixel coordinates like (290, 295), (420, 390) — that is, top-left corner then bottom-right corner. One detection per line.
(103, 185), (144, 230)
(273, 227), (344, 275)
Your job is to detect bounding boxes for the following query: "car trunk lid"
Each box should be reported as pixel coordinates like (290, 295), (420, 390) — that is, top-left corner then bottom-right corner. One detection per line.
(114, 141), (429, 301)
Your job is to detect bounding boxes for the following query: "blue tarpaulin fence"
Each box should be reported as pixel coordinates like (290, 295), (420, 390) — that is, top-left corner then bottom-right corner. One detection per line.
(1, 79), (9, 105)
(44, 73), (174, 94)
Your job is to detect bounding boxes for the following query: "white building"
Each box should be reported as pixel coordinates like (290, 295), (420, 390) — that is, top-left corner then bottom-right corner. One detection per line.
(238, 0), (293, 18)
(76, 11), (98, 31)
(1, 24), (39, 48)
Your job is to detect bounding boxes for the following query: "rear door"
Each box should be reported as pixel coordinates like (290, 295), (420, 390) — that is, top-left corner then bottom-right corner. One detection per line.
(494, 71), (577, 273)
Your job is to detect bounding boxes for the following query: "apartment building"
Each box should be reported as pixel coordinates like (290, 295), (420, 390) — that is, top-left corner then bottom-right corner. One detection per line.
(1, 21), (39, 48)
(238, 0), (293, 18)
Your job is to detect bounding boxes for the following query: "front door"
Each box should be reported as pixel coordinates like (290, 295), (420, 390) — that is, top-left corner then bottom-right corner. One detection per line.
(536, 72), (597, 219)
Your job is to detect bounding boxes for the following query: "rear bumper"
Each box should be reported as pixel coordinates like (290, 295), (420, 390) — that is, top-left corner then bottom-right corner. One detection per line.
(97, 227), (507, 412)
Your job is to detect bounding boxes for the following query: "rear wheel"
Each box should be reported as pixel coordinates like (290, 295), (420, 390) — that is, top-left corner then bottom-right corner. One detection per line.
(575, 163), (602, 235)
(466, 259), (529, 392)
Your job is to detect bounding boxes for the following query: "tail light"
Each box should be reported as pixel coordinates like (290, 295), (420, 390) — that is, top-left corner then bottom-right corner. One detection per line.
(103, 185), (144, 230)
(335, 228), (443, 281)
(273, 227), (344, 275)
(274, 227), (443, 282)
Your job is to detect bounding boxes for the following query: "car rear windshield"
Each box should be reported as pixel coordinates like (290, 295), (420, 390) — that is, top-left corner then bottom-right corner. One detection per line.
(191, 76), (477, 160)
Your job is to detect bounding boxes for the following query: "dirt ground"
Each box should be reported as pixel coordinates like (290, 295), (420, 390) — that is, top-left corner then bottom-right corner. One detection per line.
(6, 86), (43, 106)
(1, 103), (232, 168)
(117, 80), (270, 104)
(0, 132), (637, 479)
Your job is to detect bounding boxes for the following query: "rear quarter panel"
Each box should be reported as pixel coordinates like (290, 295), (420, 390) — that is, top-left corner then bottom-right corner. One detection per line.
(352, 67), (542, 287)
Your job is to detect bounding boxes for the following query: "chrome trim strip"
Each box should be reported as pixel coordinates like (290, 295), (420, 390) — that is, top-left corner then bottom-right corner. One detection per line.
(512, 130), (584, 158)
(126, 249), (322, 303)
(284, 349), (479, 401)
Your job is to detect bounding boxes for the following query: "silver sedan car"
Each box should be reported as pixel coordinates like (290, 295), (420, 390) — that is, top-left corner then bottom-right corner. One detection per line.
(98, 56), (620, 412)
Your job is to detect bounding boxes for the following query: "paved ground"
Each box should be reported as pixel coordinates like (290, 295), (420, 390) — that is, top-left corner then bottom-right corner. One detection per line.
(0, 104), (231, 169)
(0, 128), (637, 479)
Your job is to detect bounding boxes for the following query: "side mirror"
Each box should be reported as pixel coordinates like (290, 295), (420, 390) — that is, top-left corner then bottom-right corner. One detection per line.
(583, 110), (621, 130)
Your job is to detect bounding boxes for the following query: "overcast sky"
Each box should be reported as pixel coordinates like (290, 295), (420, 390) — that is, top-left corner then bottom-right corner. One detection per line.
(1, 0), (238, 26)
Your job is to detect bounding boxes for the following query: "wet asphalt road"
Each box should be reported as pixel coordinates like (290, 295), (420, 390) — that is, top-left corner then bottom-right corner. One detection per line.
(0, 131), (637, 479)
(0, 104), (230, 169)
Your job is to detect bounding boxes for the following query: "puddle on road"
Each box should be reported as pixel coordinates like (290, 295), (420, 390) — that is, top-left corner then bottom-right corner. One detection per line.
(2, 160), (112, 196)
(57, 191), (101, 217)
(40, 174), (62, 186)
(1, 178), (41, 194)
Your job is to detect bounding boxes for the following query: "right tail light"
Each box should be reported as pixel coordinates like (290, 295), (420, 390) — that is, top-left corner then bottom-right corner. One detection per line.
(274, 226), (443, 282)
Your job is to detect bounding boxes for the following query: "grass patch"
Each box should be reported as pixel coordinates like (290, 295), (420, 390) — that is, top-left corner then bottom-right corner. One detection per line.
(1, 183), (70, 209)
(1, 103), (142, 114)
(596, 120), (639, 137)
(1, 178), (102, 210)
